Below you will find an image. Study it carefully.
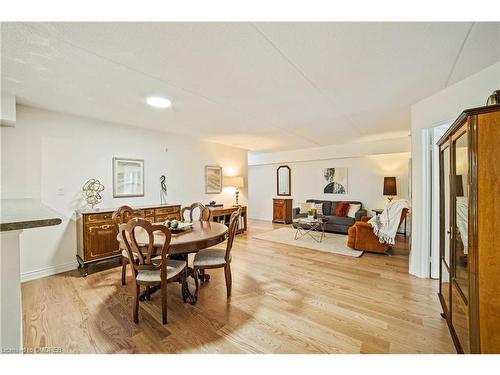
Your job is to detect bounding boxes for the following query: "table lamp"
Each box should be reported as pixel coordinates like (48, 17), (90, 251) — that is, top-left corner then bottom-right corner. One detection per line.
(223, 176), (245, 205)
(383, 177), (397, 202)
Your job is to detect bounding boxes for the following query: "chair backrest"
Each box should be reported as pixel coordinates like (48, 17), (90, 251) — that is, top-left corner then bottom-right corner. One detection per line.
(224, 207), (241, 261)
(112, 205), (145, 228)
(181, 202), (211, 222)
(121, 218), (172, 280)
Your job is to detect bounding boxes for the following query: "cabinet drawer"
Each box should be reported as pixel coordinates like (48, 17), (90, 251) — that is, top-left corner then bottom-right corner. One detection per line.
(214, 209), (234, 216)
(155, 206), (180, 215)
(273, 199), (285, 205)
(84, 212), (113, 223)
(156, 213), (180, 222)
(143, 209), (155, 217)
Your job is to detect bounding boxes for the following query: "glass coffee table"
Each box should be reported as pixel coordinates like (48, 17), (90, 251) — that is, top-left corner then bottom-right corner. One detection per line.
(293, 217), (328, 243)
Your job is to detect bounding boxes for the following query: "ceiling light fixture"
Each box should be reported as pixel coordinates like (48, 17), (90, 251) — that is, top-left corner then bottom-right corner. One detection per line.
(146, 96), (172, 108)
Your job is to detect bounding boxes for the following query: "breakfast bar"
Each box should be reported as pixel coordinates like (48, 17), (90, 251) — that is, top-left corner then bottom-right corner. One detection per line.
(0, 199), (62, 352)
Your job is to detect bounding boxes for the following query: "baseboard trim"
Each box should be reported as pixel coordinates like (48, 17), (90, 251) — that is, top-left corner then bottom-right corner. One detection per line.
(21, 261), (78, 283)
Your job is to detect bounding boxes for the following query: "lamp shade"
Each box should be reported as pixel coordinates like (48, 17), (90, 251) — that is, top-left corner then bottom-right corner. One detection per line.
(383, 177), (397, 196)
(223, 176), (245, 188)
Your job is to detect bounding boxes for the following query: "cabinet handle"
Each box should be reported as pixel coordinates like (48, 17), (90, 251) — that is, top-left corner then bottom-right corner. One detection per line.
(101, 224), (111, 230)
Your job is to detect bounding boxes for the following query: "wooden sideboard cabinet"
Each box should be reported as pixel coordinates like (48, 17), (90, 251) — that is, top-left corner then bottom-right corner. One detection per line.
(273, 198), (293, 224)
(76, 204), (181, 275)
(437, 104), (500, 353)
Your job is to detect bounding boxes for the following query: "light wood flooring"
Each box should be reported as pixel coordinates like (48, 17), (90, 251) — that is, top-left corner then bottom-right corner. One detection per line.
(21, 219), (454, 353)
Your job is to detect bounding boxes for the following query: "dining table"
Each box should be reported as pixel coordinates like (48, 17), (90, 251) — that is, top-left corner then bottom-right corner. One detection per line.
(117, 220), (228, 304)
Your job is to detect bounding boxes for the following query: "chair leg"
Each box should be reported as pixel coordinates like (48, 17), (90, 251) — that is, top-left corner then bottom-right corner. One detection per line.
(133, 283), (140, 323)
(161, 280), (167, 324)
(181, 269), (187, 303)
(224, 263), (232, 298)
(193, 267), (200, 300)
(146, 286), (151, 301)
(121, 257), (127, 286)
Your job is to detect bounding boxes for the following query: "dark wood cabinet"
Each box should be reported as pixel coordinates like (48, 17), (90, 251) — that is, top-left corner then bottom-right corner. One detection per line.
(76, 204), (181, 275)
(273, 198), (293, 224)
(438, 104), (500, 353)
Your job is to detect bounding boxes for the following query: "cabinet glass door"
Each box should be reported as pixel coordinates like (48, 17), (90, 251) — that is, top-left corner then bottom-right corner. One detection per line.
(452, 132), (469, 302)
(440, 145), (451, 315)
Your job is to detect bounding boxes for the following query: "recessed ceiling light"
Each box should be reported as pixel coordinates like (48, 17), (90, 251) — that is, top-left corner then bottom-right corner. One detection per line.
(146, 96), (172, 108)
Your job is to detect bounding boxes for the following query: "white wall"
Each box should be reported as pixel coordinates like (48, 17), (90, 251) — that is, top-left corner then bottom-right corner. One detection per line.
(249, 152), (410, 222)
(1, 105), (248, 280)
(409, 62), (500, 278)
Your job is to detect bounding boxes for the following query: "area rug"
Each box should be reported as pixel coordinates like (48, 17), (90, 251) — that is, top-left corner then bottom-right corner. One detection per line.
(253, 227), (363, 257)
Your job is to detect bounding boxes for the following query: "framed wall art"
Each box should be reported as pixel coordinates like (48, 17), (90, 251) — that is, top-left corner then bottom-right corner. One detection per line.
(113, 157), (144, 198)
(205, 165), (222, 194)
(323, 167), (348, 194)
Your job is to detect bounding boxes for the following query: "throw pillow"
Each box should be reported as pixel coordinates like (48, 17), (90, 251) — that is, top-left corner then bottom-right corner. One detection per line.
(313, 203), (323, 215)
(299, 202), (314, 214)
(347, 203), (361, 218)
(335, 202), (350, 217)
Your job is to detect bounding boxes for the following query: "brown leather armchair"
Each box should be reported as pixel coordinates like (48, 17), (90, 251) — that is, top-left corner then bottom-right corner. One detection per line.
(347, 208), (408, 254)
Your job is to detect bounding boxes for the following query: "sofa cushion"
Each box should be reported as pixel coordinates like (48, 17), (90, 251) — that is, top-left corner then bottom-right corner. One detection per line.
(299, 202), (314, 214)
(326, 215), (356, 226)
(347, 203), (362, 218)
(335, 202), (350, 216)
(306, 200), (332, 217)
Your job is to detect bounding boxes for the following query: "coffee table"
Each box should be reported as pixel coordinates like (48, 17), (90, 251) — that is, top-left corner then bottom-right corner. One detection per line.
(293, 217), (328, 243)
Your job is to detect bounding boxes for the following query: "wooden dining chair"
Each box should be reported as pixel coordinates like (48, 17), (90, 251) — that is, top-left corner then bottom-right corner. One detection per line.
(121, 218), (187, 324)
(113, 205), (147, 286)
(192, 207), (241, 300)
(181, 202), (211, 222)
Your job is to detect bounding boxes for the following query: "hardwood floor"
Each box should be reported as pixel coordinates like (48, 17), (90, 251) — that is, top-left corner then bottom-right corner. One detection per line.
(21, 219), (454, 354)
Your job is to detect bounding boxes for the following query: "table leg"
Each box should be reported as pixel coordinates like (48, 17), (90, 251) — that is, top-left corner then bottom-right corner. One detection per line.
(138, 254), (203, 305)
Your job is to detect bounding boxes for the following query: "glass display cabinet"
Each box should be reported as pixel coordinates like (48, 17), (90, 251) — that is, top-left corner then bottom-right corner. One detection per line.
(437, 104), (500, 354)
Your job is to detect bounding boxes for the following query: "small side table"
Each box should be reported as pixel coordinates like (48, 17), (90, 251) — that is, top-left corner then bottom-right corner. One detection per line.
(371, 209), (408, 237)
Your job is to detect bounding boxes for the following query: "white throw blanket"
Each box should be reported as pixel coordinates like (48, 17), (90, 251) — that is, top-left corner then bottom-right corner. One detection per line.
(368, 199), (411, 245)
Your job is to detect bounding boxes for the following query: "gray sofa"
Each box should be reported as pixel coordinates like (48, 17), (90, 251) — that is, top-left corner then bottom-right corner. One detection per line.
(292, 199), (367, 234)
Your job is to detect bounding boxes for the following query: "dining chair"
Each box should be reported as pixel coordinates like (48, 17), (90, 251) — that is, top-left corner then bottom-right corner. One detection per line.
(192, 207), (241, 300)
(121, 218), (187, 324)
(112, 205), (150, 286)
(181, 202), (211, 222)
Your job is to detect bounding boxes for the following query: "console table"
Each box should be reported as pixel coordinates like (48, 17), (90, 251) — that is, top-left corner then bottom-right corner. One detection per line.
(208, 206), (247, 234)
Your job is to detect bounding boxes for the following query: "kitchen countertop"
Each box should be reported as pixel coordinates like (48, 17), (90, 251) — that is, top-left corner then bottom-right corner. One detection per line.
(0, 199), (63, 232)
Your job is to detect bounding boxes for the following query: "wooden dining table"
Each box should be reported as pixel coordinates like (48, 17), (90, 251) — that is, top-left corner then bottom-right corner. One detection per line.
(117, 221), (228, 304)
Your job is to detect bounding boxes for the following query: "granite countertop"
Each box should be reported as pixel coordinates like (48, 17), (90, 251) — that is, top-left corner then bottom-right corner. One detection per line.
(0, 199), (63, 232)
(75, 203), (179, 215)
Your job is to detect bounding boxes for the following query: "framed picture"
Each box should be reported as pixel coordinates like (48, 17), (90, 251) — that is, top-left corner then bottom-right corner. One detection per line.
(113, 157), (144, 198)
(205, 166), (222, 194)
(323, 167), (348, 194)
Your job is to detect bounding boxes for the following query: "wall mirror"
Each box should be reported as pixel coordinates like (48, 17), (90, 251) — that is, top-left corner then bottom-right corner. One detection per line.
(277, 165), (291, 196)
(113, 157), (144, 197)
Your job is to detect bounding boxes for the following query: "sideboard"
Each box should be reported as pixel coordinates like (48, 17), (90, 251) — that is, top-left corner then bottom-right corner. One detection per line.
(76, 204), (181, 275)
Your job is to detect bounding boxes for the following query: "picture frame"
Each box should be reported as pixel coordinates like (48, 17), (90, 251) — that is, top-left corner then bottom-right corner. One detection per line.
(322, 167), (348, 194)
(113, 157), (144, 198)
(205, 165), (222, 194)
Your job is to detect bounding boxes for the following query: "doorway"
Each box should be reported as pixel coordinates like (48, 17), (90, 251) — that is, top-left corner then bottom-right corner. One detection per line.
(429, 123), (452, 278)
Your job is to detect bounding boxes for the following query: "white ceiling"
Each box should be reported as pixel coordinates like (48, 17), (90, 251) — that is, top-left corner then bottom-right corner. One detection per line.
(1, 22), (499, 152)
